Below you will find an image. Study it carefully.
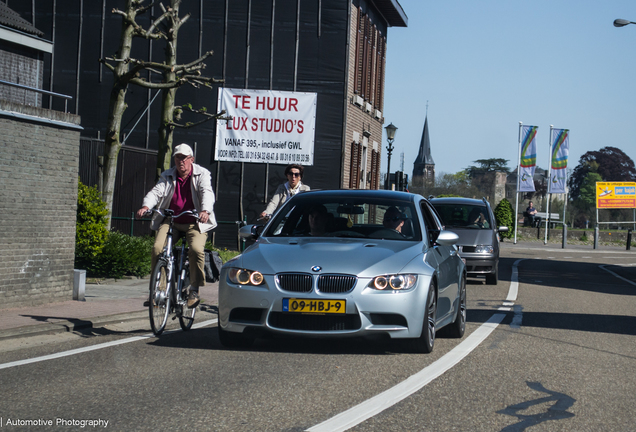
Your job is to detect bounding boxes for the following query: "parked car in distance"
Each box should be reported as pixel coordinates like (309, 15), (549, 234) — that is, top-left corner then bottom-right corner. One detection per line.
(218, 190), (467, 353)
(430, 197), (508, 285)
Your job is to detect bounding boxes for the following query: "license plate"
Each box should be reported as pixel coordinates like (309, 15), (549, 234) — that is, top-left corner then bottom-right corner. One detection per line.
(282, 298), (346, 314)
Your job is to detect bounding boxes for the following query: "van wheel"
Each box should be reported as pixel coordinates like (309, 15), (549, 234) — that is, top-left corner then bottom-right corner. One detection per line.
(486, 264), (498, 285)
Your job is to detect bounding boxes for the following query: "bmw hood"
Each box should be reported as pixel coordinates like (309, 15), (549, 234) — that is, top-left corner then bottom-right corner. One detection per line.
(229, 238), (424, 277)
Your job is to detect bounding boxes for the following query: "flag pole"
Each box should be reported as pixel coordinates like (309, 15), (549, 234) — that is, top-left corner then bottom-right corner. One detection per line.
(563, 132), (570, 229)
(544, 125), (553, 245)
(514, 121), (523, 244)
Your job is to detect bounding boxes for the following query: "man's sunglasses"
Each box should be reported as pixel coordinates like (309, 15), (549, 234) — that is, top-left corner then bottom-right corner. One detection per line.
(288, 172), (301, 177)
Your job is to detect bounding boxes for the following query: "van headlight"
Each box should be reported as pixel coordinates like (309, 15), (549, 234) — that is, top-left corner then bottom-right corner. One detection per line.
(474, 245), (494, 254)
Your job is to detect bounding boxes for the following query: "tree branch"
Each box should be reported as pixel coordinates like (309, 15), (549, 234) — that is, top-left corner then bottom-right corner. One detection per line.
(169, 110), (230, 130)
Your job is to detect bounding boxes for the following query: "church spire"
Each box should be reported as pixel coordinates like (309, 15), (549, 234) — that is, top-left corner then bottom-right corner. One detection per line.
(413, 116), (434, 166)
(412, 114), (435, 188)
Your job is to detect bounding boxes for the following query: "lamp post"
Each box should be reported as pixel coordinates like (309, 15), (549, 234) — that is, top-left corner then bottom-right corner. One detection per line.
(614, 18), (636, 27)
(384, 123), (397, 189)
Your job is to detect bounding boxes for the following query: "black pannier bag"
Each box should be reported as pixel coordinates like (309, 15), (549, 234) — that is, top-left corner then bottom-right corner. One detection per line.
(204, 249), (224, 282)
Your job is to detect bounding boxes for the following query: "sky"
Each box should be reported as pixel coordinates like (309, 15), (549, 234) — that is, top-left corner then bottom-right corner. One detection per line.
(382, 0), (636, 179)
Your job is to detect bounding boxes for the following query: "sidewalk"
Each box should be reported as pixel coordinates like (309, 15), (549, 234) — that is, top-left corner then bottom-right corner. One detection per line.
(0, 277), (219, 341)
(500, 237), (636, 252)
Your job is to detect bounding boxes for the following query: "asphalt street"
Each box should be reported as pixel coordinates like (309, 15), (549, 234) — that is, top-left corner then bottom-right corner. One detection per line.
(0, 242), (634, 431)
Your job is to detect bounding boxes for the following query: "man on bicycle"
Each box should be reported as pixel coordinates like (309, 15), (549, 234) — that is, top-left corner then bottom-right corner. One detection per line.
(136, 143), (216, 308)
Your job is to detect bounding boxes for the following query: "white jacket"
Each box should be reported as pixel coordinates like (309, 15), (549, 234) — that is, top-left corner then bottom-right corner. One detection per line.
(264, 181), (310, 215)
(142, 163), (217, 233)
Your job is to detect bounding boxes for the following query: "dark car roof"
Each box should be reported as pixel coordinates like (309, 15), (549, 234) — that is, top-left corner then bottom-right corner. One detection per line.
(430, 197), (487, 205)
(299, 189), (421, 203)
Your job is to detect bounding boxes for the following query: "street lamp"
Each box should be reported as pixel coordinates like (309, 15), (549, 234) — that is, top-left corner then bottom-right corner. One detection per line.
(614, 18), (636, 27)
(384, 123), (397, 189)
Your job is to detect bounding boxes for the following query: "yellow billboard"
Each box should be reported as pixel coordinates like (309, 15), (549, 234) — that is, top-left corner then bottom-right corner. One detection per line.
(596, 182), (636, 209)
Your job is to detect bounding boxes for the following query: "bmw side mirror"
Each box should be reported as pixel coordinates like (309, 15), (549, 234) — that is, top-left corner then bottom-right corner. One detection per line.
(498, 226), (509, 232)
(436, 230), (459, 246)
(239, 224), (263, 239)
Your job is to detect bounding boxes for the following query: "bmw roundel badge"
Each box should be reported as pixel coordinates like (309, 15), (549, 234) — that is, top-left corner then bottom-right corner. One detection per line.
(311, 266), (322, 272)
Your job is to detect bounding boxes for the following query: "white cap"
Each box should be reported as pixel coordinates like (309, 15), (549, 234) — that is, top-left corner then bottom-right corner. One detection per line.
(173, 143), (193, 157)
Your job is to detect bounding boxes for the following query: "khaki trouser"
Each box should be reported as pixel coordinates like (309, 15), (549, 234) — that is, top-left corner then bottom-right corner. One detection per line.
(152, 222), (207, 289)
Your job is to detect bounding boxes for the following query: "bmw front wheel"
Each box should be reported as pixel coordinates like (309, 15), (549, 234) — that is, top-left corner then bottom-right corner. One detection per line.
(407, 281), (437, 353)
(446, 275), (466, 338)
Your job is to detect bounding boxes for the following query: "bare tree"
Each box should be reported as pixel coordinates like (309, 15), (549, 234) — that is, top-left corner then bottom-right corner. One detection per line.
(149, 0), (226, 175)
(99, 0), (225, 228)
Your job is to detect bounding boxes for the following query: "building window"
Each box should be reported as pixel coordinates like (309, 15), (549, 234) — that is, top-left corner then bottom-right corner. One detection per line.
(354, 8), (386, 109)
(349, 141), (362, 189)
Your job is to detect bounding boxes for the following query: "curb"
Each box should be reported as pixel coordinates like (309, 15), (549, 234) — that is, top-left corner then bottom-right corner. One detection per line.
(0, 310), (148, 342)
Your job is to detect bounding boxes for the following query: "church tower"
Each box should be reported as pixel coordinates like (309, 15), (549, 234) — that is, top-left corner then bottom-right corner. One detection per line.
(412, 116), (435, 188)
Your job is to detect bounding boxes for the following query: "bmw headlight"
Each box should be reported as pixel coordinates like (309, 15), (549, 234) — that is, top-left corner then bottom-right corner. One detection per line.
(474, 245), (494, 254)
(369, 274), (417, 290)
(228, 268), (265, 286)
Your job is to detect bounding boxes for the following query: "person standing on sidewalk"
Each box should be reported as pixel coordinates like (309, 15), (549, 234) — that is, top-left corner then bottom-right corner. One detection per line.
(136, 143), (216, 308)
(259, 164), (310, 220)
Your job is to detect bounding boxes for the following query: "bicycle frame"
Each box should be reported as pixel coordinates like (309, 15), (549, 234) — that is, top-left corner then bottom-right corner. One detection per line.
(159, 213), (195, 308)
(147, 208), (199, 335)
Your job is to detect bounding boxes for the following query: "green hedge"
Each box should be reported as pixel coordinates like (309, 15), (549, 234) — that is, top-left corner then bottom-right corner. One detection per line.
(494, 198), (514, 239)
(87, 233), (154, 278)
(75, 180), (109, 270)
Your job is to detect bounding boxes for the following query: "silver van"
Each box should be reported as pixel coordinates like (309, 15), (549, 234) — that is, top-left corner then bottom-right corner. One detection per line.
(430, 197), (508, 285)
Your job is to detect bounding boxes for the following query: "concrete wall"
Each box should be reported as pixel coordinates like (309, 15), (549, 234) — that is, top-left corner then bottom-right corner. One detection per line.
(0, 100), (81, 309)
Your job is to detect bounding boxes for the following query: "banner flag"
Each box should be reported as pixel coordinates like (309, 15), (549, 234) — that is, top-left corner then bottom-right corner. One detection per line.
(518, 125), (538, 192)
(548, 128), (569, 193)
(215, 88), (317, 165)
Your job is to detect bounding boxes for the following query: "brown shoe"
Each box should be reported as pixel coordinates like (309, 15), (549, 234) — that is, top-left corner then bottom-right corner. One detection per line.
(187, 291), (200, 308)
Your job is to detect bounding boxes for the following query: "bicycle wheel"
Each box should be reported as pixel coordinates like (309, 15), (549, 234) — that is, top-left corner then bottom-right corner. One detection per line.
(149, 259), (171, 336)
(178, 264), (196, 331)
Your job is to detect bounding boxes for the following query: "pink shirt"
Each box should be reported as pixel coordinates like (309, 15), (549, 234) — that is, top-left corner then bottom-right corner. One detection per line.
(170, 173), (197, 223)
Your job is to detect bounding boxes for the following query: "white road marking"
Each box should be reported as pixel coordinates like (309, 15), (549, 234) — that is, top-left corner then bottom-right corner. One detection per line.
(599, 265), (636, 286)
(506, 259), (523, 302)
(510, 305), (523, 329)
(0, 319), (218, 371)
(307, 314), (507, 432)
(307, 259), (525, 432)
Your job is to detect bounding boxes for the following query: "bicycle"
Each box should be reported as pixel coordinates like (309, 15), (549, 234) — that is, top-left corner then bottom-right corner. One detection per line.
(145, 208), (199, 336)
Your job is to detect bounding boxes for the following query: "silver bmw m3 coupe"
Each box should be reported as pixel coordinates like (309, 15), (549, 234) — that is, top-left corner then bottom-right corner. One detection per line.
(218, 190), (467, 353)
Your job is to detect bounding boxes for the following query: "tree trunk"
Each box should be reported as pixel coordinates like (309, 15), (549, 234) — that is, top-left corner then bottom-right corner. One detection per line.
(156, 0), (182, 177)
(101, 5), (137, 229)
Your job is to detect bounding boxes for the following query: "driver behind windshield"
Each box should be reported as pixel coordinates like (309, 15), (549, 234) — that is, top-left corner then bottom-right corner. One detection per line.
(308, 204), (328, 236)
(468, 207), (490, 229)
(383, 206), (406, 233)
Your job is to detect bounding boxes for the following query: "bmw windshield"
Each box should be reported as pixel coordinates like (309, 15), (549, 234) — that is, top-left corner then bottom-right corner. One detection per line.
(264, 194), (422, 241)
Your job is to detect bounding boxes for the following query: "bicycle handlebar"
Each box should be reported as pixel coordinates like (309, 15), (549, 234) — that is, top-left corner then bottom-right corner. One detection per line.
(144, 208), (200, 220)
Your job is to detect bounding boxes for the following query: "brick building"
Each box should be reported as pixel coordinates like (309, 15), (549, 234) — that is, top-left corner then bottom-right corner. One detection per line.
(0, 3), (82, 308)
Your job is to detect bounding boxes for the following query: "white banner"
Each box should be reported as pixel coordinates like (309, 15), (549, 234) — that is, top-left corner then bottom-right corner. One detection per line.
(518, 125), (538, 192)
(548, 128), (569, 194)
(215, 88), (317, 165)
